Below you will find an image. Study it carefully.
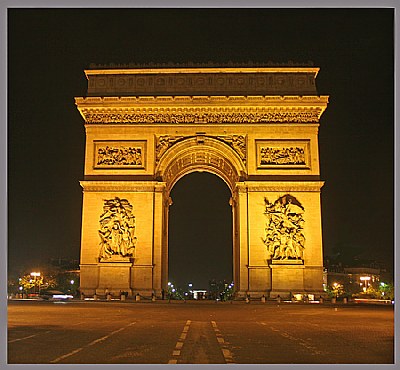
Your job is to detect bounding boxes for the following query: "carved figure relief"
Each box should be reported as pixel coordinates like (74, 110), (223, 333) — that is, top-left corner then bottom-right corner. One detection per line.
(262, 194), (305, 261)
(217, 135), (247, 163)
(84, 110), (321, 124)
(155, 135), (185, 162)
(260, 147), (306, 165)
(97, 146), (142, 166)
(98, 197), (137, 260)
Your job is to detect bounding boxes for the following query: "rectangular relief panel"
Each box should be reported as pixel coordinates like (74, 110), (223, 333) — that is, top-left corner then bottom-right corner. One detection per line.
(93, 140), (146, 170)
(256, 140), (311, 169)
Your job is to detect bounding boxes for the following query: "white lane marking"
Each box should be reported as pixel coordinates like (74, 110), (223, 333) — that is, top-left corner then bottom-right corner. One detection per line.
(211, 321), (234, 364)
(50, 322), (136, 363)
(179, 333), (187, 340)
(8, 330), (51, 343)
(168, 320), (191, 364)
(265, 324), (323, 356)
(8, 321), (86, 344)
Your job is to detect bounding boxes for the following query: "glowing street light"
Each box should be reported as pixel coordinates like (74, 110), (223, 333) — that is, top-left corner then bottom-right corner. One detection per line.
(30, 272), (41, 294)
(360, 276), (371, 292)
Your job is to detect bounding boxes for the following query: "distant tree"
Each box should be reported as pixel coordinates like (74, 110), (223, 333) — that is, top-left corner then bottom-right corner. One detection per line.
(326, 283), (345, 298)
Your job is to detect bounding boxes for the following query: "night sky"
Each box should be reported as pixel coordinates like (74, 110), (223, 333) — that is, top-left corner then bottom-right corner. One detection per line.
(7, 8), (394, 286)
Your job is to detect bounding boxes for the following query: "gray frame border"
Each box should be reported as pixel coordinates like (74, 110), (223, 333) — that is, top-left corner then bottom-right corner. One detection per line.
(1, 1), (398, 370)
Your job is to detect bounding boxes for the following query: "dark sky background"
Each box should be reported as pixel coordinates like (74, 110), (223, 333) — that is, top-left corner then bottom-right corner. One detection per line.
(8, 8), (394, 287)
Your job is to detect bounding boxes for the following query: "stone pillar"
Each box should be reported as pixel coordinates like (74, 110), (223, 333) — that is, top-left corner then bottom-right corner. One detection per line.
(152, 183), (167, 297)
(235, 183), (249, 297)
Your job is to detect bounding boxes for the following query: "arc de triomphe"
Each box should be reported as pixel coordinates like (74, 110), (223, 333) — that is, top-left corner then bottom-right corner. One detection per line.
(75, 64), (329, 299)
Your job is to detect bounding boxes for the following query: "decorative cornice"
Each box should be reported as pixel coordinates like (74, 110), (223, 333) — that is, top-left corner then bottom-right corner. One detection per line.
(88, 61), (315, 70)
(85, 66), (319, 76)
(76, 95), (328, 105)
(76, 96), (328, 124)
(235, 181), (325, 192)
(80, 181), (166, 192)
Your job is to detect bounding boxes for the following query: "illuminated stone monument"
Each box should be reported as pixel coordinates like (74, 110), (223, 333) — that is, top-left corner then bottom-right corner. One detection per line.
(75, 63), (329, 298)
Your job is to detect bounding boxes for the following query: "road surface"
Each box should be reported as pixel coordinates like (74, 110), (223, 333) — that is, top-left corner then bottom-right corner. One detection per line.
(7, 300), (394, 364)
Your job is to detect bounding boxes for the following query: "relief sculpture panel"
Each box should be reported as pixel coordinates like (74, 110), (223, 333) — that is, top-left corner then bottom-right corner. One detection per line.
(262, 194), (305, 262)
(256, 140), (310, 169)
(94, 141), (146, 169)
(98, 197), (137, 261)
(260, 147), (305, 165)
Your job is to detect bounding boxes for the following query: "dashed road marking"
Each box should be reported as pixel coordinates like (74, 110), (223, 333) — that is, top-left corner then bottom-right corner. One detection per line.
(49, 322), (136, 363)
(211, 321), (234, 364)
(168, 320), (191, 364)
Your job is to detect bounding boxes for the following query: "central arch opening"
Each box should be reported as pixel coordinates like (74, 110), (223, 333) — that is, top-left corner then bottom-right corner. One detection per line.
(168, 171), (233, 294)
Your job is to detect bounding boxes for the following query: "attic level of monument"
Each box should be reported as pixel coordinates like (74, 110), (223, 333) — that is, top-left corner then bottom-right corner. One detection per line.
(84, 67), (320, 96)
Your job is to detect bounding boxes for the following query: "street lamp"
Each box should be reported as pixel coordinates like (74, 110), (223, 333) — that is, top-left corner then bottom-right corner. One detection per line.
(30, 272), (41, 294)
(360, 276), (371, 292)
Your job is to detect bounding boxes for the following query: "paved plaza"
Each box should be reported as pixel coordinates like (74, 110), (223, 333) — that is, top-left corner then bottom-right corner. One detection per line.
(8, 300), (394, 364)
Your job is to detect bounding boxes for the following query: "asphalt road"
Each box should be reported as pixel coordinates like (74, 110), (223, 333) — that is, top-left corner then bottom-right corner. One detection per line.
(7, 300), (394, 364)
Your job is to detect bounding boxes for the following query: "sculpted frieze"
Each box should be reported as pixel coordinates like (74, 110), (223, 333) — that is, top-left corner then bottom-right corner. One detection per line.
(83, 110), (321, 124)
(260, 147), (306, 165)
(98, 197), (137, 261)
(97, 146), (142, 166)
(94, 141), (146, 169)
(262, 194), (305, 262)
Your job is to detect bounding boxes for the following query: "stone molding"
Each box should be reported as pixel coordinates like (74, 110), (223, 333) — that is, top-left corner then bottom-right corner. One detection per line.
(235, 181), (325, 192)
(155, 134), (246, 164)
(80, 180), (324, 193)
(84, 67), (321, 96)
(155, 136), (246, 192)
(76, 95), (328, 105)
(76, 96), (328, 124)
(86, 65), (318, 73)
(80, 181), (166, 192)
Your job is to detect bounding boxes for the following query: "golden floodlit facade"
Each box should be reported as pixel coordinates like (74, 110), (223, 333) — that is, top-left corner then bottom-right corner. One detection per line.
(75, 63), (329, 299)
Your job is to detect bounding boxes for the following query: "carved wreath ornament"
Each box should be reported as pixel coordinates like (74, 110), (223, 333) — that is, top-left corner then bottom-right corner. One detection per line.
(262, 194), (305, 261)
(98, 197), (137, 260)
